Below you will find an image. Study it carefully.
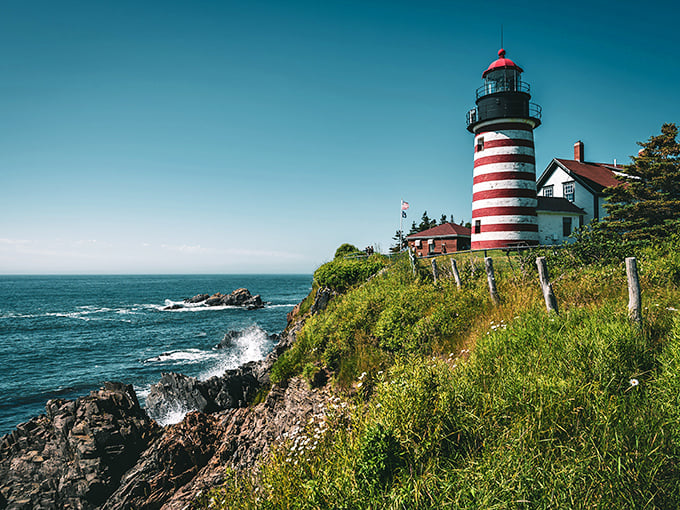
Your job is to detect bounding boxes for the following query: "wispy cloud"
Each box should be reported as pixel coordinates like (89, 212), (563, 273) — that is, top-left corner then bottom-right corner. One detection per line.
(0, 238), (32, 246)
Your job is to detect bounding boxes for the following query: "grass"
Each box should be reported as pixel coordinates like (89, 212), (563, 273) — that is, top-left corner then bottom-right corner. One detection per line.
(200, 236), (680, 509)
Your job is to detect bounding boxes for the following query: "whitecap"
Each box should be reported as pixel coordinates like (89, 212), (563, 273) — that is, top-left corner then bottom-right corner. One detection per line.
(154, 402), (197, 427)
(144, 348), (220, 364)
(199, 324), (274, 380)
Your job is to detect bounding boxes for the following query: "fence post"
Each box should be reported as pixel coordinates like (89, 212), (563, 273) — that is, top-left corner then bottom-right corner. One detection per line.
(408, 248), (416, 277)
(536, 257), (559, 314)
(431, 258), (438, 284)
(451, 258), (462, 289)
(470, 257), (476, 277)
(626, 257), (642, 323)
(485, 257), (500, 305)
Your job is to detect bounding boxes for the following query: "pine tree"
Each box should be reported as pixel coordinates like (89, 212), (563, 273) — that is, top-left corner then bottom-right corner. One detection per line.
(419, 211), (432, 232)
(439, 214), (448, 225)
(605, 123), (680, 240)
(390, 230), (405, 253)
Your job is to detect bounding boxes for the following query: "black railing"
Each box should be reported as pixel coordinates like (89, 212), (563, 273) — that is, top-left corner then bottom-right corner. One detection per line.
(465, 102), (542, 128)
(475, 80), (531, 100)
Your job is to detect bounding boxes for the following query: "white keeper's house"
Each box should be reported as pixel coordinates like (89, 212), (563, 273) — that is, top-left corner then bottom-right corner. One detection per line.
(536, 140), (624, 245)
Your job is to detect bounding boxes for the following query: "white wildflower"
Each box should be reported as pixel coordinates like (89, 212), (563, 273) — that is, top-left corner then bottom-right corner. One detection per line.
(629, 378), (639, 387)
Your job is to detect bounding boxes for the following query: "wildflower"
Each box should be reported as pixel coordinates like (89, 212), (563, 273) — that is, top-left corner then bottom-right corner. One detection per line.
(629, 378), (639, 387)
(358, 371), (367, 380)
(357, 382), (363, 388)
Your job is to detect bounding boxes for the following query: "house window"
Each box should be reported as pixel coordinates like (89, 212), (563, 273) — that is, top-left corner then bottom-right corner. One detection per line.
(543, 185), (554, 197)
(474, 220), (481, 234)
(563, 181), (575, 202)
(415, 239), (422, 248)
(563, 217), (572, 237)
(442, 242), (447, 254)
(428, 240), (435, 254)
(476, 137), (484, 153)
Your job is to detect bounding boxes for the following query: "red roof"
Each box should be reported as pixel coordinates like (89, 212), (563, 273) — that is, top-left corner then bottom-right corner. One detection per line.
(405, 222), (471, 240)
(482, 48), (524, 78)
(555, 159), (622, 192)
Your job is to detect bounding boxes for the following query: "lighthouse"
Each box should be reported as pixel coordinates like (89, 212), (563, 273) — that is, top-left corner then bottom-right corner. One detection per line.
(466, 49), (542, 249)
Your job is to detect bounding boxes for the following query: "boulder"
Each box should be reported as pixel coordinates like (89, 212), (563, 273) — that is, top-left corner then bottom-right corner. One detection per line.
(309, 287), (338, 315)
(184, 293), (209, 304)
(0, 382), (159, 509)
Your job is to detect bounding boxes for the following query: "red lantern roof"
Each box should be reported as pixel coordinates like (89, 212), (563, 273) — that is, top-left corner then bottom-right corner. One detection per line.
(482, 49), (523, 78)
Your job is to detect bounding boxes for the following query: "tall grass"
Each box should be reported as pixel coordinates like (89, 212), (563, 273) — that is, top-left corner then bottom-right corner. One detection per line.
(202, 238), (680, 509)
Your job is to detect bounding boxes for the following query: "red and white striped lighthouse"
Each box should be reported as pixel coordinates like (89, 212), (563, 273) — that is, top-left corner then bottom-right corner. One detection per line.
(466, 49), (542, 249)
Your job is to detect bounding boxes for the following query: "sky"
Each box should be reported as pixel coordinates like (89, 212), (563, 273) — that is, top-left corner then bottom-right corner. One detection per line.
(1, 0), (678, 274)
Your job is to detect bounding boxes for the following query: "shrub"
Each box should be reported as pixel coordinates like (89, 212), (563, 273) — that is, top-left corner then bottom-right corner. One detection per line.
(334, 243), (362, 259)
(313, 255), (387, 292)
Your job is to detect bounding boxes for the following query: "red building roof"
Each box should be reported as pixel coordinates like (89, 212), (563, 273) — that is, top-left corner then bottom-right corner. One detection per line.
(482, 48), (524, 78)
(405, 222), (472, 240)
(555, 159), (623, 191)
(537, 158), (624, 195)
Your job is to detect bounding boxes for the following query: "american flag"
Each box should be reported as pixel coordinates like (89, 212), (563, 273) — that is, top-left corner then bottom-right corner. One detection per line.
(401, 201), (409, 211)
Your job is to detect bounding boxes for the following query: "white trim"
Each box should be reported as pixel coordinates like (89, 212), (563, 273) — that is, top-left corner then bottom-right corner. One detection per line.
(473, 180), (536, 192)
(472, 231), (540, 242)
(474, 146), (535, 160)
(473, 197), (537, 209)
(474, 130), (534, 143)
(473, 162), (536, 175)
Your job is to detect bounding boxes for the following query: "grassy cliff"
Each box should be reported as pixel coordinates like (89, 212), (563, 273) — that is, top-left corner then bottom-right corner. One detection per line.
(203, 234), (680, 509)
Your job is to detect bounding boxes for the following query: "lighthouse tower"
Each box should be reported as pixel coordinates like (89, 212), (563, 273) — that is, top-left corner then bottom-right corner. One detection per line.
(466, 49), (542, 249)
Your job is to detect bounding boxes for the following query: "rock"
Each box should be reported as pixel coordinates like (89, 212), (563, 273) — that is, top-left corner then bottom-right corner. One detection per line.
(309, 287), (338, 315)
(184, 293), (209, 304)
(107, 378), (333, 510)
(221, 288), (264, 309)
(162, 303), (183, 310)
(145, 325), (301, 424)
(0, 382), (160, 509)
(183, 289), (265, 309)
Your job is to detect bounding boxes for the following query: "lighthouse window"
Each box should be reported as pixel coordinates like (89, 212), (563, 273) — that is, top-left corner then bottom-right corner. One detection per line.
(474, 220), (481, 234)
(563, 181), (575, 202)
(476, 137), (484, 152)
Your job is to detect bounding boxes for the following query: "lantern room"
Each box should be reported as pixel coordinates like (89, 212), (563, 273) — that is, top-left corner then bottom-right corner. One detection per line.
(466, 48), (541, 131)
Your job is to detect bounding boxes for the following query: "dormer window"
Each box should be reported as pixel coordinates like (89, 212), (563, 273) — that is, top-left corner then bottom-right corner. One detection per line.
(563, 181), (575, 202)
(543, 185), (553, 197)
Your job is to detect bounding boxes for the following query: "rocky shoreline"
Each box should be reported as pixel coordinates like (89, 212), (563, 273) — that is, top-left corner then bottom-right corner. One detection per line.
(0, 287), (336, 509)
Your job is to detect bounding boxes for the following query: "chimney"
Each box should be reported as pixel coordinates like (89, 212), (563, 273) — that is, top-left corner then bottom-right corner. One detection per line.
(574, 141), (584, 162)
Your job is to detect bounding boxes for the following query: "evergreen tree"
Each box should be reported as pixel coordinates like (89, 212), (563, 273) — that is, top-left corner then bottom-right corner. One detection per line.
(408, 221), (418, 235)
(605, 123), (680, 240)
(419, 211), (432, 231)
(390, 230), (405, 253)
(439, 214), (448, 225)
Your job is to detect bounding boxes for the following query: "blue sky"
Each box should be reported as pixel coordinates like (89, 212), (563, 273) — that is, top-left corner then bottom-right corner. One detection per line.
(1, 0), (678, 274)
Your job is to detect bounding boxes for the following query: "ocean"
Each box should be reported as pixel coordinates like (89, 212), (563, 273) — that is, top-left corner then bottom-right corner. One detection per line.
(0, 274), (312, 436)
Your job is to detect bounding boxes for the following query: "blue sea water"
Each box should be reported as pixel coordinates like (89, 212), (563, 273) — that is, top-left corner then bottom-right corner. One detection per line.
(0, 274), (311, 436)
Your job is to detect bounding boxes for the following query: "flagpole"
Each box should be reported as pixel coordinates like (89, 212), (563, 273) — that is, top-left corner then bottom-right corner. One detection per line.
(399, 199), (403, 252)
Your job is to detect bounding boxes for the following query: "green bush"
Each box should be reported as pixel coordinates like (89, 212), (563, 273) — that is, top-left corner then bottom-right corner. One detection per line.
(334, 243), (362, 259)
(313, 255), (387, 292)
